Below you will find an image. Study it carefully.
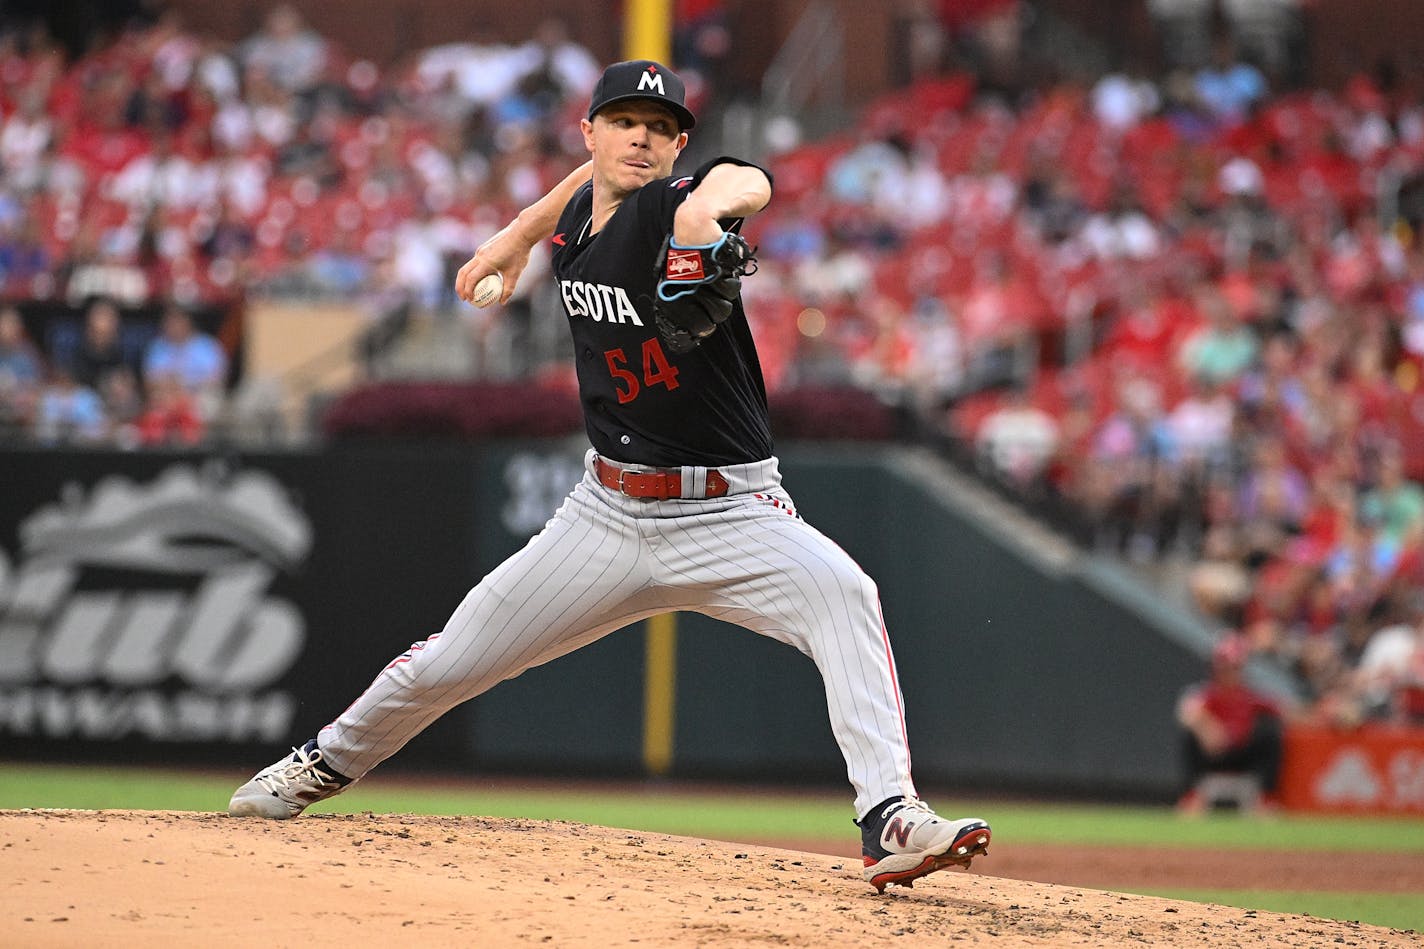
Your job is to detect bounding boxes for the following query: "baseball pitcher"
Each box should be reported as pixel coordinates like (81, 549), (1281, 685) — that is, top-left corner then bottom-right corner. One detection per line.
(229, 59), (990, 892)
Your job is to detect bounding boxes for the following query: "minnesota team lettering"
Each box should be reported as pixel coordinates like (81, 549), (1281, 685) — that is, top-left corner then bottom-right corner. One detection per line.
(559, 280), (644, 325)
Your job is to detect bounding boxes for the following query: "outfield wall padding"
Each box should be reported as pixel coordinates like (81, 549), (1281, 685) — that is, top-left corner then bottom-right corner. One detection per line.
(0, 441), (1214, 798)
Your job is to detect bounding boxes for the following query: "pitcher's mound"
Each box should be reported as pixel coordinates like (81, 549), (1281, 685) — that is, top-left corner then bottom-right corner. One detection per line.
(0, 809), (1414, 947)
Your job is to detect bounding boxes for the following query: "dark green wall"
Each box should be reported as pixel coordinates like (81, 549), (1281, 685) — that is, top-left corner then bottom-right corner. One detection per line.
(456, 443), (1202, 798)
(0, 441), (1204, 798)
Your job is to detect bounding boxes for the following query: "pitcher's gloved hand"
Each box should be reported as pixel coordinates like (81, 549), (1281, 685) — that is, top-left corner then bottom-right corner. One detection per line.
(652, 231), (757, 353)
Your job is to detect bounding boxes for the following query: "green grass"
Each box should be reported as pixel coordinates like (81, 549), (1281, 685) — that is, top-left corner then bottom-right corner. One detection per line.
(8, 762), (1424, 931)
(975, 800), (1424, 853)
(5, 762), (1424, 853)
(1125, 889), (1422, 933)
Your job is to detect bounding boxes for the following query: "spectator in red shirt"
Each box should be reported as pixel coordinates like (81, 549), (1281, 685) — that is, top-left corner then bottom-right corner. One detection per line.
(135, 371), (205, 446)
(1176, 633), (1285, 814)
(1099, 275), (1179, 367)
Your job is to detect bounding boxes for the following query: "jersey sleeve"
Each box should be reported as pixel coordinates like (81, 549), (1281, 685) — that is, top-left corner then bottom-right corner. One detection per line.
(555, 182), (594, 236)
(638, 156), (774, 244)
(689, 156), (775, 196)
(550, 181), (594, 270)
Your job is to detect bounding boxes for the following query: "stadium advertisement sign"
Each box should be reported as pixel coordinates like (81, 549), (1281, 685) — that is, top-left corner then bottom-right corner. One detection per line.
(0, 463), (310, 745)
(0, 448), (487, 766)
(1279, 724), (1424, 815)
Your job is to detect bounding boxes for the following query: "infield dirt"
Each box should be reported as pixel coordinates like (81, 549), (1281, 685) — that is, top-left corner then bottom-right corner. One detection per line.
(1, 809), (1416, 947)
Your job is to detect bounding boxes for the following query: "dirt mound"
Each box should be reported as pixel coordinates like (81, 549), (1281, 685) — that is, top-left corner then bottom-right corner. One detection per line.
(1, 810), (1414, 947)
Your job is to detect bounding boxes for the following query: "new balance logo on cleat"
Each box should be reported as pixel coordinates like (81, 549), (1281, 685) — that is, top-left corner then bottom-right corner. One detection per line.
(858, 797), (991, 893)
(884, 816), (915, 849)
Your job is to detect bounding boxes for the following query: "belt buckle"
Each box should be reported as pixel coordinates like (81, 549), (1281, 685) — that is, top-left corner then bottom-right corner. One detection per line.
(605, 459), (674, 500)
(615, 465), (652, 499)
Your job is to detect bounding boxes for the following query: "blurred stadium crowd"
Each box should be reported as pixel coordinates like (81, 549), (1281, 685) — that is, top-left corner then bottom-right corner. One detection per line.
(1, 2), (1423, 727)
(0, 4), (613, 444)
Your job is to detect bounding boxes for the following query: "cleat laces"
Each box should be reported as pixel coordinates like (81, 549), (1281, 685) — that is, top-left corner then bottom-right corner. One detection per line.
(878, 797), (933, 823)
(256, 745), (340, 795)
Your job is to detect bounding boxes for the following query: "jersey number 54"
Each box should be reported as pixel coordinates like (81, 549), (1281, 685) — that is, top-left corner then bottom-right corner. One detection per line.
(604, 338), (681, 403)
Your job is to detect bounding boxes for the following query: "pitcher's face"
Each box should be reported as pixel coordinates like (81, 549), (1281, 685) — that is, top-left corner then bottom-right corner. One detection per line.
(582, 101), (686, 198)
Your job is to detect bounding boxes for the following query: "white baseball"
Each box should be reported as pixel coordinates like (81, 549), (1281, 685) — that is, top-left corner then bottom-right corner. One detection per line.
(471, 272), (503, 309)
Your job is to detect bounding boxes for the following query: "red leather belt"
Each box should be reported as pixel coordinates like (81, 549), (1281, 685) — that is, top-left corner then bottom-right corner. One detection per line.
(594, 456), (729, 500)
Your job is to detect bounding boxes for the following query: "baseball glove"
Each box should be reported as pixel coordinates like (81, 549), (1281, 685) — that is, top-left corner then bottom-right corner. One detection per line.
(653, 231), (757, 353)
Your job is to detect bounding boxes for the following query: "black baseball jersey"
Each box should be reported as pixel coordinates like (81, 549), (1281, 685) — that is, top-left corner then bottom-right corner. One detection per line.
(550, 156), (774, 468)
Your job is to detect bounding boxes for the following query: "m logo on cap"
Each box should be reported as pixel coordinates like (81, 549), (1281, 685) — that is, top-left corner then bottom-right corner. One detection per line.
(588, 60), (696, 130)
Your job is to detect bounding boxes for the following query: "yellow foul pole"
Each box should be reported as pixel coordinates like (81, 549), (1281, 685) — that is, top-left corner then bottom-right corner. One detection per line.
(623, 0), (672, 65)
(625, 0), (678, 778)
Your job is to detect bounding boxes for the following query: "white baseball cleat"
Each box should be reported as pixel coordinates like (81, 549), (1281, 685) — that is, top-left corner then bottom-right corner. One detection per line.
(858, 797), (991, 892)
(228, 739), (354, 819)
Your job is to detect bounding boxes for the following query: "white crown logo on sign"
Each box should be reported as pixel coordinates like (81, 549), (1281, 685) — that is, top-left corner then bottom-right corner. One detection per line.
(0, 463), (312, 743)
(638, 70), (665, 95)
(1315, 748), (1382, 805)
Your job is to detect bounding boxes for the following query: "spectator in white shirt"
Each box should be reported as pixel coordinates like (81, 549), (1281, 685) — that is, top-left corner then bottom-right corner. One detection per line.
(240, 4), (329, 95)
(977, 386), (1061, 487)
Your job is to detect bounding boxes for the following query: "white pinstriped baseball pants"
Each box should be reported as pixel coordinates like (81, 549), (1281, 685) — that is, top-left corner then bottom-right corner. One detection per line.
(320, 451), (917, 817)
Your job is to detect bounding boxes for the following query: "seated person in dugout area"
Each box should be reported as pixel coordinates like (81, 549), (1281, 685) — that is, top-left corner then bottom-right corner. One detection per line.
(227, 59), (992, 893)
(1176, 633), (1285, 814)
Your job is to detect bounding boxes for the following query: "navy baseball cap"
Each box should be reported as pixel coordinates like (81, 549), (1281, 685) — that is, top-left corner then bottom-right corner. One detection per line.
(587, 60), (696, 130)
